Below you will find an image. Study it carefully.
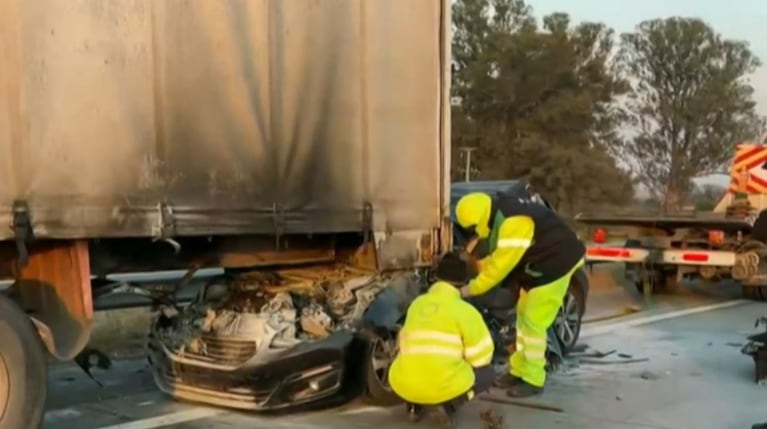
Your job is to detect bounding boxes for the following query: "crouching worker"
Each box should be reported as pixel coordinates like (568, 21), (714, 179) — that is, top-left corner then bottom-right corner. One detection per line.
(455, 191), (585, 398)
(387, 275), (495, 426)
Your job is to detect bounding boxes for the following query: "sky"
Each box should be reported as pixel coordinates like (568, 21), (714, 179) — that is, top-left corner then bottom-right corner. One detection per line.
(530, 0), (767, 117)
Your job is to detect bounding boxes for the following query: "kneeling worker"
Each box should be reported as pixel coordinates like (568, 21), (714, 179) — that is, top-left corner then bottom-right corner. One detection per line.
(455, 191), (585, 398)
(387, 267), (495, 425)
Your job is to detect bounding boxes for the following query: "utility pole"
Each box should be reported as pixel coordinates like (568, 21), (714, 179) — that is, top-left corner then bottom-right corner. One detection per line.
(459, 147), (476, 182)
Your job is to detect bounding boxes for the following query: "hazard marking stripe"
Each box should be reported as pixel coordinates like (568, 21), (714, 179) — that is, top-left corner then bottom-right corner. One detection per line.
(733, 153), (767, 171)
(733, 146), (767, 164)
(728, 179), (767, 194)
(751, 174), (767, 188)
(732, 183), (767, 194)
(733, 180), (767, 193)
(733, 145), (767, 164)
(748, 178), (767, 194)
(732, 145), (765, 164)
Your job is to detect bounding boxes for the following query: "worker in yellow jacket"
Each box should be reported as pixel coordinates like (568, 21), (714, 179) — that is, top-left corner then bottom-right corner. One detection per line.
(388, 279), (495, 426)
(454, 191), (585, 398)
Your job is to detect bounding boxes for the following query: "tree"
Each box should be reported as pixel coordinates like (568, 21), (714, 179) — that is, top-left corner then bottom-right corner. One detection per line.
(451, 0), (634, 215)
(616, 18), (763, 211)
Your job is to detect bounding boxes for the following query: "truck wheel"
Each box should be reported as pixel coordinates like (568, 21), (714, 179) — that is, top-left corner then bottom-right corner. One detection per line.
(743, 285), (767, 301)
(633, 269), (680, 296)
(0, 294), (47, 429)
(362, 331), (401, 406)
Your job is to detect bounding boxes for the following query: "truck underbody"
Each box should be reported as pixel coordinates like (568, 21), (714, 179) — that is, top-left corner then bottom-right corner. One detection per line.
(577, 200), (767, 299)
(0, 230), (445, 422)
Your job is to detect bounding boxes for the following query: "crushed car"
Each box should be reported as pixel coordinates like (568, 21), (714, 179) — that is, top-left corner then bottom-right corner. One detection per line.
(147, 265), (424, 411)
(146, 181), (590, 412)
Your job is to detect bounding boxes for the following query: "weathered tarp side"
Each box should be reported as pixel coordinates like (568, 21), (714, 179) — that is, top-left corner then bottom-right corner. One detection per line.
(0, 0), (448, 239)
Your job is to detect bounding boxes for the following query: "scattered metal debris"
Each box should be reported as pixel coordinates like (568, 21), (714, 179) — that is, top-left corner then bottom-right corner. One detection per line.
(569, 343), (589, 354)
(73, 347), (112, 387)
(638, 370), (660, 381)
(479, 394), (564, 413)
(569, 346), (648, 366)
(741, 316), (767, 384)
(569, 349), (616, 359)
(480, 408), (505, 429)
(579, 357), (649, 365)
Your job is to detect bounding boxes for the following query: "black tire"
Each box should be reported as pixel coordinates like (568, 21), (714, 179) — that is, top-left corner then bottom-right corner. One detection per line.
(624, 240), (646, 295)
(632, 268), (680, 296)
(362, 331), (401, 406)
(0, 294), (47, 429)
(742, 286), (764, 301)
(752, 286), (767, 302)
(555, 282), (584, 354)
(751, 210), (767, 243)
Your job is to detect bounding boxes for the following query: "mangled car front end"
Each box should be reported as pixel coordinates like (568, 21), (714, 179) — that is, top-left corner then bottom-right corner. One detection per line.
(147, 267), (419, 411)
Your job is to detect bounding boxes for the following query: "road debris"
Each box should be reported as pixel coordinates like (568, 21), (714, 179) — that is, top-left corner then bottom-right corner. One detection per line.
(569, 348), (616, 359)
(479, 394), (564, 413)
(583, 306), (641, 323)
(480, 408), (505, 429)
(568, 345), (649, 366)
(74, 347), (112, 387)
(579, 357), (649, 365)
(741, 316), (767, 383)
(638, 370), (660, 380)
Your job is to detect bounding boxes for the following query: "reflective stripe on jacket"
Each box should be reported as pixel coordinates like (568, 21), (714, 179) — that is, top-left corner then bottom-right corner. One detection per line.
(468, 215), (534, 296)
(388, 281), (495, 405)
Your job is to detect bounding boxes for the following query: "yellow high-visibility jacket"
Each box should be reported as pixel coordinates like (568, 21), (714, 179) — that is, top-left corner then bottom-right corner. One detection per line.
(388, 281), (495, 405)
(467, 215), (534, 296)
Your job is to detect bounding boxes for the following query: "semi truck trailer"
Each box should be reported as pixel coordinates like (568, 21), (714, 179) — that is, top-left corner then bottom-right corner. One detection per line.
(0, 1), (452, 426)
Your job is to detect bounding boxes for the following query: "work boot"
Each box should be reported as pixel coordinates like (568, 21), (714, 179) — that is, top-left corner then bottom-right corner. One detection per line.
(493, 373), (523, 388)
(406, 403), (425, 423)
(506, 380), (543, 398)
(435, 404), (457, 428)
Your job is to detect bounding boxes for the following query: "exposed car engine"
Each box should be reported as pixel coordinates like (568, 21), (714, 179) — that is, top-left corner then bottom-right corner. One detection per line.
(152, 265), (402, 363)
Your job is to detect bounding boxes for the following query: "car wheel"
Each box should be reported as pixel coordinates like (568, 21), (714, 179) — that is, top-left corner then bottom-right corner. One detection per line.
(554, 284), (584, 354)
(0, 294), (47, 429)
(362, 331), (400, 406)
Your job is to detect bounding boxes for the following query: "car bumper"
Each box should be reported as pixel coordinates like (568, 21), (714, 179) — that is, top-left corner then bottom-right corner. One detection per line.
(147, 330), (354, 411)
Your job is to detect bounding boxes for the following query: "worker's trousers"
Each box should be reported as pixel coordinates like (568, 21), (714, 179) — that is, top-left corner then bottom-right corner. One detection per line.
(510, 259), (584, 387)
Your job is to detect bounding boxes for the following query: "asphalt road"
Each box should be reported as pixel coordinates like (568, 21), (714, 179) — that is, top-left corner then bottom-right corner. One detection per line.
(42, 285), (767, 429)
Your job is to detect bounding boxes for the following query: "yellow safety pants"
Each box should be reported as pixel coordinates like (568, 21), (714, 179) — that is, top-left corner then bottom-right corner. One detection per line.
(509, 259), (584, 387)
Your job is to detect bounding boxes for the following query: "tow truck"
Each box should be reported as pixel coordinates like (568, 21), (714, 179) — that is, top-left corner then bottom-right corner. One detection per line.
(576, 141), (767, 300)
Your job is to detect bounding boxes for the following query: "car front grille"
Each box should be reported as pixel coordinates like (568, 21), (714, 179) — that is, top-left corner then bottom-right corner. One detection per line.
(183, 334), (257, 366)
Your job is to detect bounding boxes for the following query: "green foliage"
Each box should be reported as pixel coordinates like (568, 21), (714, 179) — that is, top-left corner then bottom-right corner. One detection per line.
(451, 0), (634, 216)
(615, 17), (763, 210)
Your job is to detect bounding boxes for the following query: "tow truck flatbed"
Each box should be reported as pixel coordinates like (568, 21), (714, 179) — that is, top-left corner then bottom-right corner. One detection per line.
(575, 212), (752, 232)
